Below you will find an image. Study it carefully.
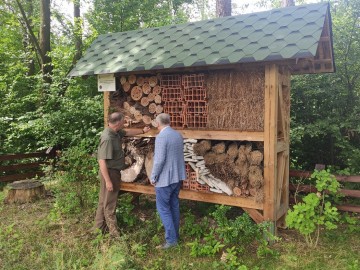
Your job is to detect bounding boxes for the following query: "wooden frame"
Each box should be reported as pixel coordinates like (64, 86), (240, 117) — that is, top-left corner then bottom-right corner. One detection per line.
(103, 64), (291, 233)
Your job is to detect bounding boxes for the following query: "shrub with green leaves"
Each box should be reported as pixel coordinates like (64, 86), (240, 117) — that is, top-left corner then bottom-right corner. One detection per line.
(286, 169), (341, 247)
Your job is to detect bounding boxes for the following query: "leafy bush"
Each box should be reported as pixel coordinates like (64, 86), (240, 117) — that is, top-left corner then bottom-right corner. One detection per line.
(286, 169), (341, 247)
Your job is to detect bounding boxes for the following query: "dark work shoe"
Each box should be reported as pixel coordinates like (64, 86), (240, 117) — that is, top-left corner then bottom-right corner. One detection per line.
(156, 242), (177, 250)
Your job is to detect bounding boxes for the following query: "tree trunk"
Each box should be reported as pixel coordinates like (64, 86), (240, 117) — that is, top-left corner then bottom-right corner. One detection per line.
(282, 0), (295, 7)
(216, 0), (231, 17)
(40, 0), (52, 84)
(72, 0), (82, 65)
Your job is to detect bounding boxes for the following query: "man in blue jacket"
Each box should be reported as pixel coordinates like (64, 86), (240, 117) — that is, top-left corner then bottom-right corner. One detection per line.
(151, 113), (186, 249)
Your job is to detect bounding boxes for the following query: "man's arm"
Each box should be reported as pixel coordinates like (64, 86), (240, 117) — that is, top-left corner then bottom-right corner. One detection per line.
(125, 126), (151, 136)
(98, 159), (113, 191)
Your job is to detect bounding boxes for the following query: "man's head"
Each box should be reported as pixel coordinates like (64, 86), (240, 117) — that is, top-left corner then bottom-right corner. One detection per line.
(108, 112), (125, 131)
(155, 113), (170, 130)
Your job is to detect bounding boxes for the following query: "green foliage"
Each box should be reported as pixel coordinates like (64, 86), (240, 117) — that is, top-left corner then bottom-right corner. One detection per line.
(211, 205), (263, 246)
(290, 1), (360, 173)
(116, 193), (137, 227)
(51, 141), (99, 216)
(187, 231), (225, 257)
(181, 210), (210, 238)
(286, 169), (341, 247)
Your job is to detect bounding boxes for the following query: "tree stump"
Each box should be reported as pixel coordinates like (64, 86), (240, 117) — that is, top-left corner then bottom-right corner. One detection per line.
(4, 179), (45, 204)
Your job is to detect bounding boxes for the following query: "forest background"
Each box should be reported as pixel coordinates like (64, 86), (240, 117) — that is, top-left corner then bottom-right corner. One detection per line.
(1, 0), (359, 174)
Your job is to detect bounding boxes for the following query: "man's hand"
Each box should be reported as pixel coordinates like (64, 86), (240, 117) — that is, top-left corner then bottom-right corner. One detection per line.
(150, 180), (156, 186)
(105, 181), (114, 191)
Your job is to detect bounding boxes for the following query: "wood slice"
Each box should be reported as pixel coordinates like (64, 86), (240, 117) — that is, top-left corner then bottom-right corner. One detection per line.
(131, 86), (142, 101)
(154, 94), (162, 104)
(128, 74), (136, 84)
(145, 151), (154, 179)
(142, 83), (151, 94)
(136, 76), (145, 86)
(123, 82), (131, 92)
(120, 76), (127, 85)
(142, 115), (152, 125)
(123, 101), (130, 110)
(148, 92), (155, 102)
(233, 186), (242, 196)
(4, 180), (45, 204)
(149, 76), (157, 87)
(155, 105), (163, 114)
(141, 97), (150, 107)
(151, 119), (158, 127)
(153, 85), (161, 95)
(129, 106), (136, 114)
(134, 110), (143, 121)
(148, 103), (157, 114)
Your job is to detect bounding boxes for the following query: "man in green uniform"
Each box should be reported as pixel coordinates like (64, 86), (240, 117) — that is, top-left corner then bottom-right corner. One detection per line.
(94, 112), (150, 237)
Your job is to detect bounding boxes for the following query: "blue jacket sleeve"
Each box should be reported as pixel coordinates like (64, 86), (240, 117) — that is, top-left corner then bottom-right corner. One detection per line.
(150, 135), (167, 182)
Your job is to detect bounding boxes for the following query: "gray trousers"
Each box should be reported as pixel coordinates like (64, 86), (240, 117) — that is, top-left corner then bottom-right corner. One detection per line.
(94, 169), (121, 236)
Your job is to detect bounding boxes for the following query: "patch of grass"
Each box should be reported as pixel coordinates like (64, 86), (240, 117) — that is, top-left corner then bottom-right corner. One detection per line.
(0, 188), (359, 270)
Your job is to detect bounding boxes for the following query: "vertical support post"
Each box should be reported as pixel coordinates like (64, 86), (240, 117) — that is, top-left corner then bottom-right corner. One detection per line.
(103, 91), (110, 127)
(264, 64), (279, 234)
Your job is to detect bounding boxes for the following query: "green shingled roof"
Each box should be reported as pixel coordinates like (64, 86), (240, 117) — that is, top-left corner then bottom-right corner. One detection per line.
(69, 3), (332, 77)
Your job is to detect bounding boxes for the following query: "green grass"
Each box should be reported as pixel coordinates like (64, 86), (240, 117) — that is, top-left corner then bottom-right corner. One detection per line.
(0, 189), (359, 270)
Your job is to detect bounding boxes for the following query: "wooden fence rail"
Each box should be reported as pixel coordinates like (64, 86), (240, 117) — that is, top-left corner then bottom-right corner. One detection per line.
(289, 170), (360, 213)
(0, 148), (56, 183)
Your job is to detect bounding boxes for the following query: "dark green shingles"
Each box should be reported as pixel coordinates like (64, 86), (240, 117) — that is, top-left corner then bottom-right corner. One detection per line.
(69, 2), (331, 76)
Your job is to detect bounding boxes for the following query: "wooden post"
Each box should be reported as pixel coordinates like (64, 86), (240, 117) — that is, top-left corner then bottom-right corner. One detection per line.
(264, 64), (279, 234)
(104, 91), (110, 127)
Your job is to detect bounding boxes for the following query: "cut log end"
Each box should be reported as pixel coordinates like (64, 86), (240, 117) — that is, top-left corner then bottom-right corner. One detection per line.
(4, 179), (46, 204)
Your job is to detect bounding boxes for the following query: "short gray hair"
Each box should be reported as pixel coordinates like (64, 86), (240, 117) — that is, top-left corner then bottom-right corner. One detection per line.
(156, 113), (170, 126)
(108, 112), (124, 124)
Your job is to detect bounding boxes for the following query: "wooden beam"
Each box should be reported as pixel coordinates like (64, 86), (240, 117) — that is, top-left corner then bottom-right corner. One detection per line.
(104, 91), (110, 127)
(263, 64), (279, 226)
(120, 183), (263, 210)
(0, 162), (45, 172)
(0, 171), (44, 183)
(289, 170), (360, 183)
(242, 207), (264, 223)
(0, 152), (47, 161)
(125, 129), (264, 141)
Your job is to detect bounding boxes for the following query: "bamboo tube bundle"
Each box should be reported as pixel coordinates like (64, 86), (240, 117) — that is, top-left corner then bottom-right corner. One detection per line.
(248, 165), (263, 189)
(148, 92), (155, 102)
(149, 76), (158, 87)
(155, 105), (163, 114)
(123, 82), (131, 92)
(128, 74), (136, 84)
(193, 140), (212, 156)
(120, 76), (127, 85)
(154, 94), (162, 104)
(203, 152), (217, 165)
(255, 189), (264, 203)
(212, 142), (226, 154)
(131, 86), (142, 101)
(136, 76), (145, 86)
(234, 160), (249, 177)
(227, 143), (238, 159)
(141, 97), (150, 107)
(215, 153), (227, 163)
(249, 150), (263, 165)
(142, 83), (151, 94)
(148, 103), (157, 114)
(153, 85), (161, 95)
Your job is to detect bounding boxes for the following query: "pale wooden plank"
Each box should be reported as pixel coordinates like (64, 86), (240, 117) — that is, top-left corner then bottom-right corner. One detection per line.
(103, 91), (110, 127)
(119, 183), (263, 210)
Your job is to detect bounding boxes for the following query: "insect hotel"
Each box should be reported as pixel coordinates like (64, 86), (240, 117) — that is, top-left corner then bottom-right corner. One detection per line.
(69, 3), (335, 230)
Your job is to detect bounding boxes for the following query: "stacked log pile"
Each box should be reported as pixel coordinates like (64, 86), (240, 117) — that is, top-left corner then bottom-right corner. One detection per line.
(183, 139), (265, 203)
(119, 75), (163, 127)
